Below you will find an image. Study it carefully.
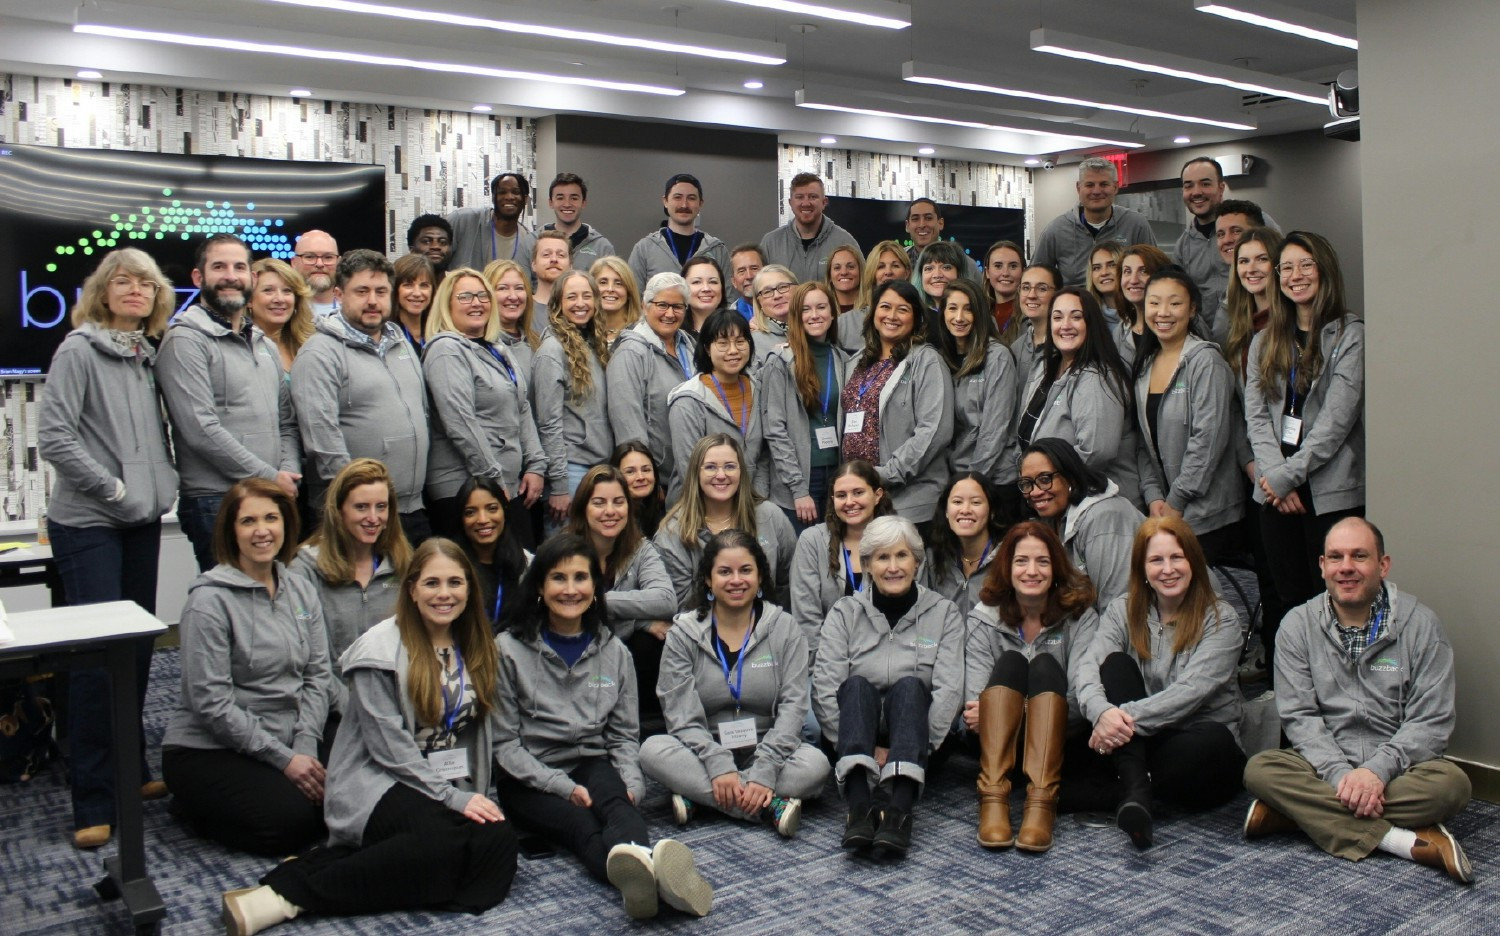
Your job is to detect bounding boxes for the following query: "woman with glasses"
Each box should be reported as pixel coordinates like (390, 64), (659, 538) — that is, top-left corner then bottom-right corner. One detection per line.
(606, 272), (697, 488)
(747, 265), (798, 372)
(423, 268), (546, 543)
(1018, 438), (1143, 613)
(836, 240), (910, 353)
(682, 255), (727, 339)
(666, 308), (768, 504)
(1011, 264), (1062, 392)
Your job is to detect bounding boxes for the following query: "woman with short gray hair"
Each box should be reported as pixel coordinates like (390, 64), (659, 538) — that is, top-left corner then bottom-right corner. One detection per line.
(606, 272), (696, 485)
(811, 515), (964, 858)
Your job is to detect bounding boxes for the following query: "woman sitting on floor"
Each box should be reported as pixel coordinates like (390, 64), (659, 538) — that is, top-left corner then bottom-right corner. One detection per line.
(642, 530), (829, 837)
(221, 537), (517, 935)
(162, 478), (333, 857)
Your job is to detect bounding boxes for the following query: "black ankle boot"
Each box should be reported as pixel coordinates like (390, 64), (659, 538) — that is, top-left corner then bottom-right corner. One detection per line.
(1112, 738), (1153, 849)
(842, 805), (878, 850)
(872, 808), (912, 857)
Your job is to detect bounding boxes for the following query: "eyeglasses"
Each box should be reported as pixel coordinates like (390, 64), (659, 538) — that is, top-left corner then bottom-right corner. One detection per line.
(108, 277), (160, 295)
(649, 300), (687, 314)
(755, 282), (794, 300)
(1018, 283), (1054, 295)
(295, 253), (338, 265)
(1016, 472), (1060, 495)
(710, 337), (750, 352)
(455, 291), (491, 304)
(1277, 260), (1318, 276)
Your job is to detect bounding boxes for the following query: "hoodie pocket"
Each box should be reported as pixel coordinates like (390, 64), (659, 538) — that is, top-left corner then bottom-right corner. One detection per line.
(116, 459), (167, 525)
(381, 435), (419, 486)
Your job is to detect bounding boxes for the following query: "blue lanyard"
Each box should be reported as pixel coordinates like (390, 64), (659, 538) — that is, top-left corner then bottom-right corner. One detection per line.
(439, 643), (467, 733)
(668, 230), (703, 265)
(842, 547), (862, 593)
(672, 339), (693, 377)
(855, 358), (894, 404)
(400, 323), (422, 349)
(484, 343), (518, 384)
(711, 610), (754, 714)
(820, 350), (835, 419)
(492, 581), (504, 622)
(710, 373), (750, 436)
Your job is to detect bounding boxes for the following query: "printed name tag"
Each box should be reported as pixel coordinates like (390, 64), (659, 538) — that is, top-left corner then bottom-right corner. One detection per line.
(718, 717), (758, 749)
(843, 412), (865, 434)
(428, 748), (470, 781)
(816, 426), (840, 449)
(1280, 415), (1303, 446)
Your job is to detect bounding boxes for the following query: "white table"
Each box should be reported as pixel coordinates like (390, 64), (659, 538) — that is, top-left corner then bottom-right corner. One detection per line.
(1, 601), (167, 934)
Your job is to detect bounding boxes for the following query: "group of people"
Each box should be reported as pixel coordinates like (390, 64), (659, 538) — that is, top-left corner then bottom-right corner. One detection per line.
(33, 157), (1474, 934)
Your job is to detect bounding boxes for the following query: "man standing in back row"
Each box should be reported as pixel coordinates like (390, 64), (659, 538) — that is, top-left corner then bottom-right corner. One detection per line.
(1031, 157), (1156, 286)
(541, 172), (615, 271)
(628, 173), (731, 298)
(447, 171), (538, 273)
(759, 172), (861, 284)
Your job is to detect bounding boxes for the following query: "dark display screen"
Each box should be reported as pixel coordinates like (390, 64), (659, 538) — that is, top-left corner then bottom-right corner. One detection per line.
(825, 195), (1025, 265)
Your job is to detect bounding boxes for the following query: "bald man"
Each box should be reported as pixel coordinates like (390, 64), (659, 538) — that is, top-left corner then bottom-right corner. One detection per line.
(292, 230), (340, 315)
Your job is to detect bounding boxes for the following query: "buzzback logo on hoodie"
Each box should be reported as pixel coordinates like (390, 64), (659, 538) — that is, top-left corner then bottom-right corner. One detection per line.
(587, 674), (617, 689)
(749, 651), (776, 669)
(1368, 656), (1400, 673)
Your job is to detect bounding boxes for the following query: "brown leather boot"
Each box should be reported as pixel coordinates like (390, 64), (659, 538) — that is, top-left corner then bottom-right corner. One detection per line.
(1015, 691), (1067, 852)
(976, 685), (1024, 848)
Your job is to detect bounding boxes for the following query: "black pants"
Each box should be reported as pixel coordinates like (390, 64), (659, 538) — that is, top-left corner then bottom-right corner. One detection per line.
(986, 650), (1066, 697)
(400, 509), (432, 549)
(425, 495), (462, 543)
(495, 757), (649, 883)
(264, 782), (517, 916)
(1258, 490), (1363, 672)
(627, 629), (667, 733)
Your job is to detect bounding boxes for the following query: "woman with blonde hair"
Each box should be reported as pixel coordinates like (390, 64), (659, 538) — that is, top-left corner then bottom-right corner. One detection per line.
(482, 258), (541, 376)
(38, 247), (177, 849)
(249, 257), (316, 370)
(982, 240), (1025, 342)
(824, 243), (863, 314)
(1086, 241), (1126, 326)
(589, 255), (643, 349)
(747, 263), (798, 370)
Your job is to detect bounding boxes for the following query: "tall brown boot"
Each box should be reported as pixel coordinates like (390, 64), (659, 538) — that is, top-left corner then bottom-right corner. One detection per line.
(1015, 691), (1067, 852)
(976, 685), (1024, 848)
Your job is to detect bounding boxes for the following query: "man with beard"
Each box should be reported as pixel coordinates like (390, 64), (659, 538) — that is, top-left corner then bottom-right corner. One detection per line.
(447, 171), (538, 273)
(291, 230), (341, 315)
(157, 233), (303, 570)
(759, 172), (860, 284)
(405, 213), (453, 276)
(627, 173), (731, 299)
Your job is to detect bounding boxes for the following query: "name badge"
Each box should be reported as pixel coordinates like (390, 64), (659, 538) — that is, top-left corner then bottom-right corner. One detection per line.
(717, 717), (758, 749)
(815, 426), (840, 449)
(1280, 415), (1303, 446)
(427, 747), (470, 781)
(843, 411), (865, 434)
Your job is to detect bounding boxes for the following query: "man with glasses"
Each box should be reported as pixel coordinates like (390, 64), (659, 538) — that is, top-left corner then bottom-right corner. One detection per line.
(158, 233), (303, 570)
(291, 229), (341, 316)
(759, 172), (861, 284)
(1244, 518), (1474, 884)
(291, 249), (431, 544)
(628, 173), (731, 300)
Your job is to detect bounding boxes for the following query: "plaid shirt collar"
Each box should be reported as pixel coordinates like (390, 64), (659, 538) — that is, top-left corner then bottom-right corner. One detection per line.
(1328, 583), (1392, 661)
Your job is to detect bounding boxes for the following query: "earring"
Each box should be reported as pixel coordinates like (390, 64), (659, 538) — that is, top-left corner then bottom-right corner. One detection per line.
(707, 591), (716, 602)
(757, 589), (763, 598)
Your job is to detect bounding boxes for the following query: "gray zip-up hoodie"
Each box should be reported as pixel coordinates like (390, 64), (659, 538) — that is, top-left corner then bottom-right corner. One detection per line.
(1009, 325), (1043, 398)
(657, 603), (811, 790)
(541, 223), (616, 272)
(788, 524), (849, 664)
(323, 618), (496, 846)
(498, 330), (536, 382)
(758, 217), (862, 284)
(163, 563), (331, 769)
(1244, 314), (1365, 512)
(920, 548), (996, 620)
(761, 344), (850, 510)
(1058, 480), (1145, 613)
(288, 544), (400, 712)
(605, 321), (696, 483)
(654, 503), (798, 611)
(870, 343), (955, 520)
(666, 374), (769, 503)
(951, 340), (1021, 486)
(446, 206), (538, 273)
(422, 331), (545, 501)
(964, 604), (1100, 726)
(38, 323), (178, 528)
(1132, 335), (1246, 535)
(495, 627), (645, 803)
(1077, 595), (1242, 743)
(1032, 205), (1157, 286)
(627, 228), (730, 299)
(291, 316), (428, 513)
(1022, 359), (1142, 508)
(1174, 223), (1228, 332)
(605, 541), (678, 639)
(811, 585), (965, 752)
(532, 334), (613, 490)
(157, 306), (301, 497)
(1274, 585), (1454, 788)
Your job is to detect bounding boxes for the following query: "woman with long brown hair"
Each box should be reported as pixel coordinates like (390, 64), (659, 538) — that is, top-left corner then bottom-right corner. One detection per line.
(1113, 244), (1171, 365)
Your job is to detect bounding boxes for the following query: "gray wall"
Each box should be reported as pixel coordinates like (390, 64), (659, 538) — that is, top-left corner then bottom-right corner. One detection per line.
(537, 115), (780, 262)
(1359, 0), (1500, 775)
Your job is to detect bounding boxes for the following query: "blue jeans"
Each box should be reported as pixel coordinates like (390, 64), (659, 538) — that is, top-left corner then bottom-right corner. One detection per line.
(542, 463), (590, 540)
(47, 519), (162, 829)
(783, 463), (835, 535)
(833, 674), (932, 793)
(177, 494), (224, 572)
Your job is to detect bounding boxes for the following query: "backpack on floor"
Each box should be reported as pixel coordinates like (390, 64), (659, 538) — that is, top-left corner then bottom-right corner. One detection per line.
(0, 677), (59, 783)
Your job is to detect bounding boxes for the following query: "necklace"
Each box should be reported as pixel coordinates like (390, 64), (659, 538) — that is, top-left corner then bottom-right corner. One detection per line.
(705, 514), (733, 533)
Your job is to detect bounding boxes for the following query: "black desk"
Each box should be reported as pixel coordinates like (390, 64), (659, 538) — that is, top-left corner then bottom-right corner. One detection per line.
(0, 601), (167, 935)
(0, 543), (65, 606)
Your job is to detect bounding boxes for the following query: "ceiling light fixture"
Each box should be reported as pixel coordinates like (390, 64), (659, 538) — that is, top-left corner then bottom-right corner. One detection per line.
(719, 0), (910, 31)
(901, 61), (1257, 131)
(1024, 158), (1041, 165)
(1193, 0), (1357, 50)
(917, 146), (935, 155)
(77, 69), (104, 79)
(819, 136), (837, 144)
(1174, 135), (1191, 143)
(259, 0), (787, 64)
(289, 88), (312, 97)
(1030, 28), (1327, 105)
(74, 24), (686, 95)
(743, 80), (764, 89)
(472, 104), (493, 112)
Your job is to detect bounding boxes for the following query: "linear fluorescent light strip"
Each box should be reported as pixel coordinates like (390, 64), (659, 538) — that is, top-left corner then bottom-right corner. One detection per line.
(796, 100), (1142, 148)
(720, 0), (910, 30)
(1195, 1), (1356, 50)
(260, 0), (785, 64)
(1031, 38), (1325, 105)
(903, 73), (1255, 131)
(74, 25), (684, 95)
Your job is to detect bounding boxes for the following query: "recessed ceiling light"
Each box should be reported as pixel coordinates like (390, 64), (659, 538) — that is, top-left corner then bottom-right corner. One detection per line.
(1174, 135), (1192, 144)
(918, 146), (936, 155)
(77, 69), (104, 80)
(289, 88), (312, 97)
(473, 104), (493, 112)
(743, 80), (764, 89)
(819, 136), (837, 145)
(1024, 158), (1041, 165)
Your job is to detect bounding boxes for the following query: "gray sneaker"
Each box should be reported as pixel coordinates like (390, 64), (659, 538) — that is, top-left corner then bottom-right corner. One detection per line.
(652, 839), (713, 917)
(605, 843), (658, 920)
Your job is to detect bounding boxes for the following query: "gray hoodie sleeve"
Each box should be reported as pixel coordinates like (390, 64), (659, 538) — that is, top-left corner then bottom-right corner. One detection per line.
(810, 597), (855, 741)
(1273, 604), (1358, 787)
(1242, 331), (1285, 496)
(789, 530), (831, 660)
(1064, 366), (1127, 473)
(606, 344), (652, 451)
(743, 619), (813, 790)
(1077, 598), (1130, 727)
(877, 348), (954, 490)
(277, 368), (302, 475)
(652, 523), (698, 611)
(1135, 428), (1169, 509)
(493, 639), (578, 799)
(1064, 609), (1102, 720)
(656, 621), (737, 782)
(291, 598), (333, 757)
(1079, 513), (1135, 613)
(767, 509), (798, 610)
(346, 665), (470, 813)
(760, 354), (808, 498)
(602, 641), (646, 803)
(179, 599), (296, 770)
(423, 341), (508, 484)
(666, 390), (706, 505)
(964, 611), (998, 704)
(927, 595), (967, 749)
(289, 340), (352, 484)
(1120, 604), (1241, 737)
(1159, 349), (1237, 512)
(529, 344), (572, 487)
(967, 343), (1020, 482)
(157, 331), (280, 482)
(1263, 321), (1364, 499)
(606, 543), (677, 637)
(36, 342), (118, 498)
(627, 241), (652, 299)
(1361, 607), (1455, 785)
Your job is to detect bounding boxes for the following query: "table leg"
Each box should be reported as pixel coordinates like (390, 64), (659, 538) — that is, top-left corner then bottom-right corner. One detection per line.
(98, 638), (165, 932)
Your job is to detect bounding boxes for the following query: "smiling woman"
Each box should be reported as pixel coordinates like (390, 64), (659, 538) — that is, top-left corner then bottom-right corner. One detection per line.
(665, 308), (769, 504)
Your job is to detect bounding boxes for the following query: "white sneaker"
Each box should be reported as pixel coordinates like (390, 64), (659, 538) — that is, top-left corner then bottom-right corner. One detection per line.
(606, 843), (658, 920)
(652, 839), (713, 917)
(671, 793), (696, 826)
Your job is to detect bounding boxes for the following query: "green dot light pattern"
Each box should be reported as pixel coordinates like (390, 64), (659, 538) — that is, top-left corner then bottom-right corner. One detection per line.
(48, 196), (297, 261)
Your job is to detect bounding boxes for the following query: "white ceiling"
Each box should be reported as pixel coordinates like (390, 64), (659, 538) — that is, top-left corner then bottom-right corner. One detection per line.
(0, 0), (1358, 164)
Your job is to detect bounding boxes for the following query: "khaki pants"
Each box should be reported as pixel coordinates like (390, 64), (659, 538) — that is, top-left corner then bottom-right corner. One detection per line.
(1244, 749), (1471, 860)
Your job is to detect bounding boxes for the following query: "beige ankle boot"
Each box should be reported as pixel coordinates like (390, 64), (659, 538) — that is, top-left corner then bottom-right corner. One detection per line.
(222, 884), (301, 936)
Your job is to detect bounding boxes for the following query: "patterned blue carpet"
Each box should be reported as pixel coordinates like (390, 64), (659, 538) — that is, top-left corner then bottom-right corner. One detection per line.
(1, 648), (1495, 935)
